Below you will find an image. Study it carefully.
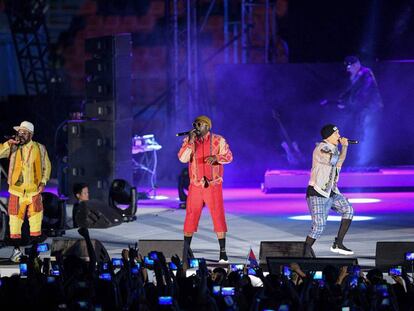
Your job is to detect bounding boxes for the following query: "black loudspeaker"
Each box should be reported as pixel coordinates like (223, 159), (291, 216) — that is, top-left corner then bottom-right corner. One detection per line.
(74, 200), (122, 229)
(375, 241), (414, 272)
(259, 241), (308, 260)
(67, 119), (132, 202)
(85, 34), (131, 56)
(138, 240), (184, 261)
(41, 192), (66, 237)
(69, 34), (133, 203)
(85, 34), (132, 104)
(267, 257), (358, 274)
(51, 238), (110, 263)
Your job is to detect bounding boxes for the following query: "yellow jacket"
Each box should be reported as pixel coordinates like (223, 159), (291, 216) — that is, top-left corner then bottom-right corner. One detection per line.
(0, 140), (51, 200)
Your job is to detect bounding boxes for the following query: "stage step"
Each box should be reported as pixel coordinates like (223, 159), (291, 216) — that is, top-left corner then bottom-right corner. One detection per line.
(263, 166), (414, 193)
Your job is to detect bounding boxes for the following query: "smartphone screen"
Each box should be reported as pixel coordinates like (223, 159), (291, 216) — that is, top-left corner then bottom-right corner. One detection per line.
(111, 258), (123, 268)
(144, 256), (154, 266)
(51, 262), (60, 276)
(188, 258), (199, 269)
(388, 266), (402, 276)
(99, 273), (112, 281)
(230, 264), (244, 272)
(283, 266), (291, 278)
(131, 265), (140, 275)
(37, 243), (49, 253)
(221, 287), (235, 296)
(313, 271), (323, 280)
(158, 296), (173, 305)
(349, 276), (358, 288)
(212, 285), (221, 295)
(247, 267), (257, 276)
(169, 262), (178, 270)
(19, 263), (28, 277)
(405, 252), (414, 261)
(149, 251), (158, 260)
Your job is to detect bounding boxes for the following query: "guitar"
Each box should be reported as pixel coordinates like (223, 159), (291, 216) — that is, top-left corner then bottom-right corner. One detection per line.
(272, 109), (304, 166)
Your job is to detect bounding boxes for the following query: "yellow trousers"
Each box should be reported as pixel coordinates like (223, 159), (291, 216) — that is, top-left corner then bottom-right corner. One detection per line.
(8, 194), (43, 239)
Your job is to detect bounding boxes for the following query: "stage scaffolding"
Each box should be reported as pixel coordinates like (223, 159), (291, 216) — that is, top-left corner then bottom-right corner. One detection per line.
(5, 0), (53, 95)
(164, 0), (278, 124)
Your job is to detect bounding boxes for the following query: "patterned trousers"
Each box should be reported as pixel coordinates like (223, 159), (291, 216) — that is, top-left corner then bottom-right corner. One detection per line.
(307, 192), (353, 239)
(8, 194), (43, 239)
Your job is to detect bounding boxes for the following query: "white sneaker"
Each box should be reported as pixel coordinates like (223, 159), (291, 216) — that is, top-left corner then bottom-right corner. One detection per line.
(10, 248), (22, 263)
(330, 239), (354, 255)
(219, 251), (229, 263)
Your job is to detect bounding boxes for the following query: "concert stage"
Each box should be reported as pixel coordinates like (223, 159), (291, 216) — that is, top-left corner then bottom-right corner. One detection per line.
(263, 166), (414, 192)
(1, 178), (414, 276)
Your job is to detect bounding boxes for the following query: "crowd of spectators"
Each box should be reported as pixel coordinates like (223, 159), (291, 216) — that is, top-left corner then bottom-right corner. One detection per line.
(0, 230), (413, 311)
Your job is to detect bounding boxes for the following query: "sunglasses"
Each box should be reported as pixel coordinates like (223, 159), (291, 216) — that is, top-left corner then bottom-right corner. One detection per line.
(192, 121), (207, 128)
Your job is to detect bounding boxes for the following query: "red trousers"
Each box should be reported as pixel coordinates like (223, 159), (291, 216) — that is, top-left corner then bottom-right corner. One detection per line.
(184, 183), (227, 233)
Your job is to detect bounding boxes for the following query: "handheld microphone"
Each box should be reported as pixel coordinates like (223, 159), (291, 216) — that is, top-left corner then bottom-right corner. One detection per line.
(4, 135), (17, 140)
(176, 131), (192, 137)
(348, 139), (359, 144)
(176, 129), (200, 137)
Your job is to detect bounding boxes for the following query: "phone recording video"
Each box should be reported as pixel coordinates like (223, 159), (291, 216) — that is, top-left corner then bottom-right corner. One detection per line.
(37, 243), (49, 253)
(313, 271), (323, 280)
(51, 262), (60, 276)
(230, 264), (244, 272)
(405, 252), (414, 261)
(247, 267), (257, 276)
(282, 265), (291, 278)
(388, 266), (402, 276)
(149, 251), (158, 260)
(99, 273), (112, 281)
(158, 296), (173, 305)
(144, 256), (154, 268)
(188, 258), (200, 269)
(19, 263), (28, 277)
(349, 276), (358, 288)
(111, 258), (123, 268)
(212, 285), (221, 296)
(131, 264), (140, 275)
(221, 287), (235, 296)
(169, 262), (178, 270)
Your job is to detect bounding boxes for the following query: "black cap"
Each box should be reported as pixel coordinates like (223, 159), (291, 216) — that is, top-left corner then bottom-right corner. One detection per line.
(344, 55), (359, 66)
(321, 124), (338, 139)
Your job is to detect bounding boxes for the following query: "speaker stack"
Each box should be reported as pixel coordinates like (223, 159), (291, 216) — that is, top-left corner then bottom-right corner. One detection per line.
(67, 34), (133, 201)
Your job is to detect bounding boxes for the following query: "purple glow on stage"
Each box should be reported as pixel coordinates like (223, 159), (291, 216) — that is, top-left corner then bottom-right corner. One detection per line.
(289, 215), (375, 221)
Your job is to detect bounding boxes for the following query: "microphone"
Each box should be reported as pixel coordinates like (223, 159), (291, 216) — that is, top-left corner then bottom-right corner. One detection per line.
(176, 129), (200, 137)
(176, 131), (192, 137)
(348, 139), (359, 144)
(4, 135), (16, 140)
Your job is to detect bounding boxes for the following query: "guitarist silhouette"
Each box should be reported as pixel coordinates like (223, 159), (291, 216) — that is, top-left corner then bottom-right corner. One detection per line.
(272, 109), (304, 166)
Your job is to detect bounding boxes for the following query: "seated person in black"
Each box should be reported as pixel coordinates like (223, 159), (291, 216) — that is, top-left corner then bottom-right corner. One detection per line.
(72, 183), (121, 229)
(72, 183), (89, 228)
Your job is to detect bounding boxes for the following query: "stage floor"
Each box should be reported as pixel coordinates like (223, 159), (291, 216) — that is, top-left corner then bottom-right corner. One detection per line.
(1, 187), (414, 273)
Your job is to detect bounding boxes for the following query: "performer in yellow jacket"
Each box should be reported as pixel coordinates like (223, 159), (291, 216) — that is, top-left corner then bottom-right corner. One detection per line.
(0, 121), (51, 262)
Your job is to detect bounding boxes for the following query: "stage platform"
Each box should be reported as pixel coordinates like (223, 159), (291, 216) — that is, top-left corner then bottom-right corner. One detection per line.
(1, 186), (414, 277)
(263, 166), (414, 192)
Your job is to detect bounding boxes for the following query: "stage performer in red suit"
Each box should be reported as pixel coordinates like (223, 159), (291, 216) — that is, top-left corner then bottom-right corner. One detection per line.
(178, 115), (233, 263)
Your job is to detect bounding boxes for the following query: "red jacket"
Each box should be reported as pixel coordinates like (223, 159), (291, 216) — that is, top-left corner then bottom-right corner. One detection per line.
(178, 132), (233, 186)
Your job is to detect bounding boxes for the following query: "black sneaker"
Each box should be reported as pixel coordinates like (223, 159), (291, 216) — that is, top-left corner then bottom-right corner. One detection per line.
(219, 251), (228, 263)
(330, 238), (354, 255)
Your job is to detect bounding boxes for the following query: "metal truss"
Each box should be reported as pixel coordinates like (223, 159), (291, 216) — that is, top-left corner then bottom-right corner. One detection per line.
(5, 0), (52, 95)
(165, 0), (217, 128)
(223, 0), (277, 64)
